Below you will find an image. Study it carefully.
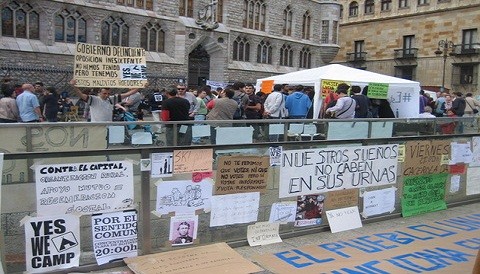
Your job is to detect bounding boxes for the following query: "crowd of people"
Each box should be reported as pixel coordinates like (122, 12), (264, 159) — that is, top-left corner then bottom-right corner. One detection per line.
(1, 78), (479, 139)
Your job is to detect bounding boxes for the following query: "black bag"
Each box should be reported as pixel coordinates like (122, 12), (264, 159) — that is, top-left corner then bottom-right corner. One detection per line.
(474, 109), (479, 114)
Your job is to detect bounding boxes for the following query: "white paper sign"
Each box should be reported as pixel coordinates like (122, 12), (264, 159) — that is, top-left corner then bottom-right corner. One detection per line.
(362, 187), (396, 218)
(450, 142), (473, 164)
(155, 180), (212, 215)
(25, 215), (80, 273)
(269, 146), (282, 167)
(247, 222), (282, 246)
(151, 152), (173, 177)
(120, 64), (147, 80)
(192, 125), (211, 138)
(210, 192), (260, 227)
(466, 167), (480, 195)
(450, 175), (461, 193)
(269, 124), (285, 135)
(269, 202), (297, 223)
(35, 161), (134, 216)
(327, 122), (369, 140)
(280, 144), (399, 198)
(92, 210), (138, 265)
(326, 206), (363, 233)
(470, 137), (480, 167)
(216, 127), (253, 145)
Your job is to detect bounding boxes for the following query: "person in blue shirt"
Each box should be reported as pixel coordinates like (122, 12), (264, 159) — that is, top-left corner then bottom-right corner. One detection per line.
(16, 83), (43, 122)
(285, 85), (312, 119)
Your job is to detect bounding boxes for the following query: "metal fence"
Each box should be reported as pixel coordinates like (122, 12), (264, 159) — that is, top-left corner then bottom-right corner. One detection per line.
(1, 118), (480, 273)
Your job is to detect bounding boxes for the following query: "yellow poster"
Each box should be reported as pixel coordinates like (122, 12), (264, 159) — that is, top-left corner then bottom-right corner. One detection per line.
(74, 42), (147, 88)
(320, 79), (349, 99)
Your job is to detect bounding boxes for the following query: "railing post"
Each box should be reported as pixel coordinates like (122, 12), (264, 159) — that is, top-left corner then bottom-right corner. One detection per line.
(139, 149), (151, 255)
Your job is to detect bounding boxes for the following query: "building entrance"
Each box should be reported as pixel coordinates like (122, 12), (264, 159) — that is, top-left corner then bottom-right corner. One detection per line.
(188, 45), (210, 88)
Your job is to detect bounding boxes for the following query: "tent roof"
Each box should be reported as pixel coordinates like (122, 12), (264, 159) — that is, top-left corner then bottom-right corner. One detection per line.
(257, 64), (420, 86)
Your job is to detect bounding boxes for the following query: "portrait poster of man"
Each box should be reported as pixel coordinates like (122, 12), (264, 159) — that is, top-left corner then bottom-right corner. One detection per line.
(295, 194), (325, 227)
(169, 214), (198, 246)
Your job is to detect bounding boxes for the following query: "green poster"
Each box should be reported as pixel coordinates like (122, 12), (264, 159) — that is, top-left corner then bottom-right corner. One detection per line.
(367, 82), (389, 99)
(401, 173), (448, 217)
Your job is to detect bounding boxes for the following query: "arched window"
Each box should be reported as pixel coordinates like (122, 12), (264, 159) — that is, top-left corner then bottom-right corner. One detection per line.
(116, 0), (153, 10)
(283, 6), (292, 36)
(279, 44), (293, 67)
(243, 0), (266, 31)
(299, 47), (311, 69)
(1, 1), (39, 39)
(365, 0), (375, 14)
(55, 10), (86, 43)
(257, 40), (272, 64)
(140, 22), (165, 52)
(321, 20), (329, 44)
(101, 16), (129, 46)
(302, 11), (311, 40)
(233, 37), (250, 61)
(349, 2), (359, 17)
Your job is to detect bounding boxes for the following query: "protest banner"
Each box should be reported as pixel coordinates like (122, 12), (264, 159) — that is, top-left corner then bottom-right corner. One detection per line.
(215, 156), (270, 194)
(320, 79), (349, 99)
(173, 148), (213, 174)
(280, 144), (398, 198)
(124, 243), (263, 274)
(25, 215), (80, 273)
(74, 42), (147, 88)
(35, 161), (134, 216)
(255, 213), (480, 273)
(401, 173), (448, 217)
(402, 140), (449, 176)
(91, 210), (138, 265)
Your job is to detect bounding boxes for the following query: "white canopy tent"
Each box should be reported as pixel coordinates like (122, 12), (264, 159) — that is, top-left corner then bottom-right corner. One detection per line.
(256, 64), (421, 118)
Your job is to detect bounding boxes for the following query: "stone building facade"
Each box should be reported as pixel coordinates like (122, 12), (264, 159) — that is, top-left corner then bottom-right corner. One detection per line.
(0, 0), (340, 90)
(334, 0), (480, 94)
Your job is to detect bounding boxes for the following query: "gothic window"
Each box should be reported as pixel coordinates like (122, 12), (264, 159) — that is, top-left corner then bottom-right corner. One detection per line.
(365, 0), (375, 14)
(279, 44), (293, 67)
(101, 17), (129, 46)
(1, 1), (39, 39)
(381, 0), (391, 11)
(399, 0), (408, 8)
(179, 0), (194, 17)
(116, 0), (153, 10)
(233, 37), (250, 61)
(339, 5), (343, 19)
(283, 6), (292, 36)
(140, 22), (165, 52)
(243, 0), (266, 31)
(55, 10), (86, 43)
(321, 20), (329, 44)
(349, 2), (359, 16)
(256, 40), (272, 64)
(302, 11), (311, 40)
(299, 47), (311, 68)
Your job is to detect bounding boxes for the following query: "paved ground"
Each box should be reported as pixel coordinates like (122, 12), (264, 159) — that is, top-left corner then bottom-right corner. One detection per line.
(82, 201), (480, 273)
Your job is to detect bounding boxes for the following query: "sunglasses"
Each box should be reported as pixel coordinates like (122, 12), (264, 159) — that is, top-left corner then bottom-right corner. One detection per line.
(177, 88), (186, 90)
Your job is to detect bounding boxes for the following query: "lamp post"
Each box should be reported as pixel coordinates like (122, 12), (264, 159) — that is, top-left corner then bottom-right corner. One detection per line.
(434, 39), (454, 92)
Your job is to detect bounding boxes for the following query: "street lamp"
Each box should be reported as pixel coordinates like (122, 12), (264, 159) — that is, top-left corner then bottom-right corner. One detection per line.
(434, 39), (455, 92)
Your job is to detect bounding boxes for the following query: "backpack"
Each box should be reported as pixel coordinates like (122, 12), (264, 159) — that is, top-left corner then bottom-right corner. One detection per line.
(233, 93), (246, 119)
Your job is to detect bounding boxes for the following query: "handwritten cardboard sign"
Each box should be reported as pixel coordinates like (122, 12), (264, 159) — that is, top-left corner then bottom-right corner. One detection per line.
(402, 140), (449, 176)
(401, 173), (447, 217)
(74, 42), (147, 88)
(366, 82), (389, 99)
(124, 242), (263, 274)
(173, 149), (213, 174)
(215, 156), (269, 194)
(247, 222), (282, 246)
(280, 144), (398, 198)
(324, 189), (359, 210)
